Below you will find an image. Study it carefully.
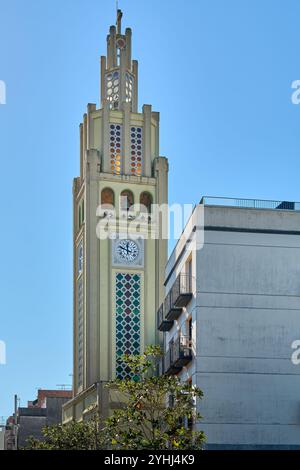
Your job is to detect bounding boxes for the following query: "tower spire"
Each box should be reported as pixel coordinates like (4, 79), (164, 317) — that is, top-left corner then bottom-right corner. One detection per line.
(101, 8), (138, 112)
(116, 8), (123, 34)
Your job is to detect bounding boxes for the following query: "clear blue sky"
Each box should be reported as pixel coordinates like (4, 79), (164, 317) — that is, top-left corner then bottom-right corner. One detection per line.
(1, 0), (300, 420)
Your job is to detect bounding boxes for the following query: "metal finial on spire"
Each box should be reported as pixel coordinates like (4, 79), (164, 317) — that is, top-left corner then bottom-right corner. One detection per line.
(117, 7), (123, 34)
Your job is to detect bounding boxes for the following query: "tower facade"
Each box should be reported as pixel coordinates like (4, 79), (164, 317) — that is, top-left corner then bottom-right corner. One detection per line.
(70, 11), (168, 405)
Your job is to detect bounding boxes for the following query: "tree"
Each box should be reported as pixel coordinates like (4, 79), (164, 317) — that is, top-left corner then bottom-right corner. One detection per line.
(103, 345), (205, 450)
(25, 419), (103, 450)
(26, 346), (206, 450)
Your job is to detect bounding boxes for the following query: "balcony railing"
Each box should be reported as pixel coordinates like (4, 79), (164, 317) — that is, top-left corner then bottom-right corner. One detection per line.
(200, 196), (300, 211)
(164, 289), (182, 321)
(164, 336), (193, 375)
(156, 274), (194, 331)
(171, 274), (194, 309)
(157, 303), (173, 332)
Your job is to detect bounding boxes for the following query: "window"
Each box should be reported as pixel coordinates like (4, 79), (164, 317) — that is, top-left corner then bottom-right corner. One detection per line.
(77, 240), (84, 276)
(120, 190), (134, 211)
(101, 188), (114, 207)
(125, 72), (134, 104)
(78, 206), (81, 228)
(78, 199), (85, 229)
(130, 126), (143, 176)
(140, 192), (152, 213)
(188, 318), (192, 343)
(110, 124), (122, 175)
(186, 258), (193, 292)
(106, 71), (120, 109)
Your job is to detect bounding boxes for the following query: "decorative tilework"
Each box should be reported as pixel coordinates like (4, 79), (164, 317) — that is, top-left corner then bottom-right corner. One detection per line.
(115, 272), (141, 379)
(77, 277), (84, 388)
(110, 124), (122, 175)
(130, 126), (143, 176)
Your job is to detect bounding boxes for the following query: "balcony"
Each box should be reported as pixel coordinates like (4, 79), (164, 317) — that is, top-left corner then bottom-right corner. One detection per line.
(156, 274), (193, 331)
(164, 336), (193, 376)
(171, 274), (193, 309)
(157, 303), (173, 332)
(164, 289), (182, 321)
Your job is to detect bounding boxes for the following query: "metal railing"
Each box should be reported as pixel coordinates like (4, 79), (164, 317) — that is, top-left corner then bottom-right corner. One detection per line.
(172, 274), (194, 308)
(157, 274), (194, 330)
(157, 303), (164, 328)
(157, 303), (174, 331)
(200, 196), (300, 211)
(164, 336), (192, 374)
(173, 273), (193, 296)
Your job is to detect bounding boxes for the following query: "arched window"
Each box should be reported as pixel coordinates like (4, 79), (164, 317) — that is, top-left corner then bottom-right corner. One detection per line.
(101, 188), (114, 207)
(81, 200), (84, 222)
(78, 205), (82, 228)
(140, 192), (152, 213)
(78, 199), (85, 229)
(120, 190), (134, 211)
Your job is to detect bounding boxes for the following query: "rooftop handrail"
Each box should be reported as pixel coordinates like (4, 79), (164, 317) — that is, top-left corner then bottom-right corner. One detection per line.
(200, 196), (300, 211)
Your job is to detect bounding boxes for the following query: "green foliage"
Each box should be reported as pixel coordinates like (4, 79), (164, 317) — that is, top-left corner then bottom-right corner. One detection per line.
(104, 346), (206, 450)
(25, 419), (103, 450)
(26, 346), (206, 450)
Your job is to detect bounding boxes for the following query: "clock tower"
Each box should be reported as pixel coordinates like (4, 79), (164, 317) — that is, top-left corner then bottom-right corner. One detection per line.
(63, 10), (168, 419)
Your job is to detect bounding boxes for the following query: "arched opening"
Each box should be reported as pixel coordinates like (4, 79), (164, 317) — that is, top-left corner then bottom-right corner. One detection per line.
(101, 188), (115, 207)
(81, 200), (84, 222)
(78, 205), (82, 228)
(120, 190), (134, 211)
(140, 192), (152, 213)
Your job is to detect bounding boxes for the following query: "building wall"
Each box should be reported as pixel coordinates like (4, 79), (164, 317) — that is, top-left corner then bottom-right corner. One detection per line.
(13, 394), (72, 449)
(164, 205), (300, 449)
(17, 412), (47, 449)
(0, 427), (5, 450)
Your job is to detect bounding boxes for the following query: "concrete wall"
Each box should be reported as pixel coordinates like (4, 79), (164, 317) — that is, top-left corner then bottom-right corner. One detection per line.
(165, 205), (300, 449)
(46, 397), (71, 427)
(17, 409), (47, 449)
(17, 396), (71, 448)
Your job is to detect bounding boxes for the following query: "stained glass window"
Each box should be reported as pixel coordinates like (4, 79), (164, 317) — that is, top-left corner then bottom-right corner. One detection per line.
(115, 272), (141, 379)
(110, 124), (122, 175)
(130, 126), (143, 176)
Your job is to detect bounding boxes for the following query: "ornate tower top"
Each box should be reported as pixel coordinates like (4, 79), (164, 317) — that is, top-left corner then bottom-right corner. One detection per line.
(100, 10), (138, 112)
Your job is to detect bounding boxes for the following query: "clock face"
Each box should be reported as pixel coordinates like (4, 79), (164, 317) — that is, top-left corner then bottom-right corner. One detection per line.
(116, 37), (126, 49)
(116, 239), (139, 263)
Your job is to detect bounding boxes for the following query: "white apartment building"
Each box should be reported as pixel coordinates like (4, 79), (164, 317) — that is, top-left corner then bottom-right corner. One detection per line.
(157, 196), (300, 450)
